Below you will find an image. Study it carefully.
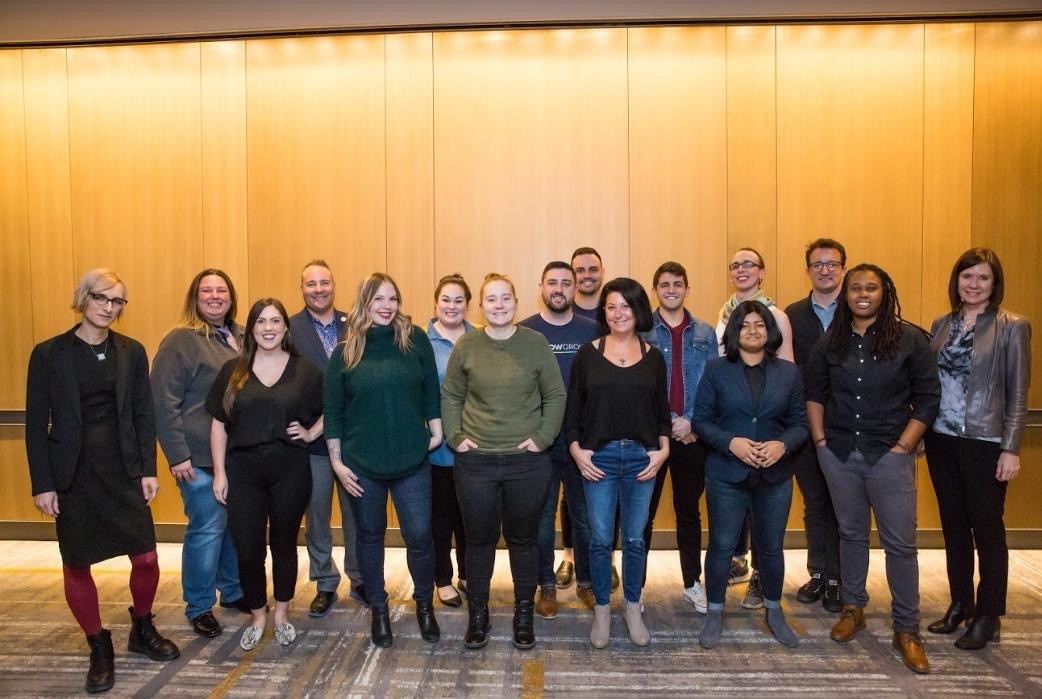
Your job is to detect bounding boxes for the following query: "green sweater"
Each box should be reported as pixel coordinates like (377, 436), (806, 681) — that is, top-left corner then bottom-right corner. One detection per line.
(440, 326), (566, 454)
(324, 324), (440, 479)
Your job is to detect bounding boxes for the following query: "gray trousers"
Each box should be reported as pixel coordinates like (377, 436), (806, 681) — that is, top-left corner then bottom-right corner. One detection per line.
(817, 447), (920, 632)
(305, 454), (362, 592)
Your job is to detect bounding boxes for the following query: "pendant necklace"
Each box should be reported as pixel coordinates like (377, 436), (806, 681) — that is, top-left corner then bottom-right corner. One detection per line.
(91, 336), (109, 361)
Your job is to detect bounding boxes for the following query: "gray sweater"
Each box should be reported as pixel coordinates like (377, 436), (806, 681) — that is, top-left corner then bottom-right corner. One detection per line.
(150, 326), (240, 470)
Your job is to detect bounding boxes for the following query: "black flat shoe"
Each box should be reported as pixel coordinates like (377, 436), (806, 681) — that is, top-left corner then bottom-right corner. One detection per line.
(219, 597), (252, 614)
(513, 600), (536, 650)
(437, 586), (462, 608)
(417, 601), (441, 642)
(371, 606), (393, 648)
(928, 601), (975, 634)
(464, 602), (491, 649)
(191, 611), (221, 638)
(309, 590), (338, 618)
(85, 629), (115, 693)
(955, 615), (1000, 650)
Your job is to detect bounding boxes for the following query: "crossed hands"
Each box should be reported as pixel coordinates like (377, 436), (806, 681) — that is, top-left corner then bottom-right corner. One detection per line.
(729, 437), (786, 469)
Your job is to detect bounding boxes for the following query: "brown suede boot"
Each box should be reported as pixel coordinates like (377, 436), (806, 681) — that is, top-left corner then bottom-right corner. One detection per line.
(830, 604), (866, 642)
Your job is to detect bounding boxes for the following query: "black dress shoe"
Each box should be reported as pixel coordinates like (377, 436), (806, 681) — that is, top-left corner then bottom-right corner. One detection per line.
(464, 602), (491, 649)
(797, 573), (826, 604)
(371, 606), (393, 648)
(513, 600), (536, 650)
(822, 579), (843, 613)
(219, 597), (252, 614)
(309, 590), (338, 618)
(191, 611), (221, 638)
(955, 615), (1000, 650)
(85, 629), (115, 693)
(417, 600), (441, 642)
(928, 601), (975, 634)
(127, 608), (180, 661)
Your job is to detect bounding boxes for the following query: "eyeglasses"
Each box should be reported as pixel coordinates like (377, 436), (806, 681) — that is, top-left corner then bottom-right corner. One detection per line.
(88, 292), (128, 309)
(728, 261), (761, 271)
(809, 261), (844, 272)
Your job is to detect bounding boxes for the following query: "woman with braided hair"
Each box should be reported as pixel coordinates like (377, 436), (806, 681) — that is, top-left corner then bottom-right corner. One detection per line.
(805, 263), (940, 675)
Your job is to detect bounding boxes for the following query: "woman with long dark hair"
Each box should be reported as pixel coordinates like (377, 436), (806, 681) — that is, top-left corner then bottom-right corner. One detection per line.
(325, 273), (442, 648)
(208, 298), (325, 651)
(806, 263), (940, 674)
(925, 248), (1031, 650)
(26, 269), (179, 693)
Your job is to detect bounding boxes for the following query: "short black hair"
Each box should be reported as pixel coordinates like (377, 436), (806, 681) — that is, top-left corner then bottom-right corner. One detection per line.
(653, 261), (688, 288)
(597, 277), (654, 334)
(948, 247), (1004, 312)
(542, 260), (575, 281)
(722, 300), (782, 362)
(571, 247), (602, 263)
(804, 239), (847, 267)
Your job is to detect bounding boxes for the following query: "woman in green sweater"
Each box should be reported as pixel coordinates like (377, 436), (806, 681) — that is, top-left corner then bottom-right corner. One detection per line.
(324, 273), (443, 648)
(441, 273), (567, 651)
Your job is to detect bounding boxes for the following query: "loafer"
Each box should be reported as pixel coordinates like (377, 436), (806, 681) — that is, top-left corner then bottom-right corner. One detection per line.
(555, 561), (575, 589)
(822, 579), (843, 613)
(893, 631), (930, 674)
(830, 605), (865, 642)
(191, 611), (222, 638)
(219, 597), (252, 614)
(796, 573), (826, 604)
(309, 590), (338, 618)
(928, 601), (974, 634)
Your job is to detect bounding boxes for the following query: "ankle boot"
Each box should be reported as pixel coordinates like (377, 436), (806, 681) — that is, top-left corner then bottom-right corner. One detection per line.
(85, 629), (115, 693)
(623, 600), (650, 646)
(513, 599), (536, 650)
(928, 601), (975, 634)
(590, 604), (611, 648)
(371, 605), (393, 648)
(464, 602), (491, 649)
(416, 600), (440, 643)
(955, 615), (1001, 650)
(127, 608), (180, 661)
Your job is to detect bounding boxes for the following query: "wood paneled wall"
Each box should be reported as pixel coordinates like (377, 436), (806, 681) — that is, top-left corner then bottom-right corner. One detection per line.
(1, 22), (1040, 531)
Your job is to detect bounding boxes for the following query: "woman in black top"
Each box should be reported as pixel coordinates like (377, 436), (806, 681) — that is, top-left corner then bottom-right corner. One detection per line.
(566, 277), (670, 649)
(25, 269), (179, 694)
(208, 299), (324, 651)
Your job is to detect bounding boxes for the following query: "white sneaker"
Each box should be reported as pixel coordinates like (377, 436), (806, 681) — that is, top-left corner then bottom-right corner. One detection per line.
(682, 582), (708, 614)
(240, 624), (264, 651)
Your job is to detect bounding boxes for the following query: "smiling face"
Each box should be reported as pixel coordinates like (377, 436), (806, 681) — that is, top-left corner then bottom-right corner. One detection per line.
(655, 272), (689, 313)
(738, 309), (768, 355)
(196, 274), (233, 325)
(367, 281), (400, 326)
(540, 268), (575, 313)
(957, 262), (994, 313)
(252, 304), (287, 352)
(436, 282), (468, 329)
(82, 282), (127, 331)
(301, 264), (335, 315)
(572, 254), (603, 298)
(480, 279), (517, 329)
(728, 250), (765, 294)
(806, 247), (845, 296)
(603, 291), (635, 335)
(846, 270), (883, 324)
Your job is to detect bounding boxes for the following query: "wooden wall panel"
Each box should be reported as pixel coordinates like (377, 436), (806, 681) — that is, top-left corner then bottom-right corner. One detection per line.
(776, 25), (925, 325)
(971, 21), (1042, 408)
(0, 428), (44, 522)
(629, 27), (728, 322)
(245, 36), (386, 311)
(0, 51), (34, 410)
(433, 29), (629, 321)
(386, 33), (436, 322)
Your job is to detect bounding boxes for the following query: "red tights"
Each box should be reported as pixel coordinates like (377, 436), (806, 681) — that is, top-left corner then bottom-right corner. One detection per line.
(63, 549), (160, 635)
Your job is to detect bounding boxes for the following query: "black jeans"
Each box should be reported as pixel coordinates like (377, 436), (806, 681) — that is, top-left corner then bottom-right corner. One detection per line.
(925, 431), (1009, 616)
(454, 450), (551, 603)
(792, 440), (841, 580)
(644, 438), (708, 587)
(431, 465), (467, 587)
(226, 443), (312, 610)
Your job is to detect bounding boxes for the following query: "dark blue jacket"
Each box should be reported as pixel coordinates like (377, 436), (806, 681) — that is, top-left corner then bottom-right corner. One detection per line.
(289, 308), (347, 456)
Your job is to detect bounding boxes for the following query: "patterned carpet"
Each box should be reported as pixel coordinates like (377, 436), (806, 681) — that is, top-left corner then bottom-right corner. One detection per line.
(1, 542), (1040, 697)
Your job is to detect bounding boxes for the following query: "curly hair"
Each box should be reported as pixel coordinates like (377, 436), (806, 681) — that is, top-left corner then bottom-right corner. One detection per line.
(826, 263), (904, 359)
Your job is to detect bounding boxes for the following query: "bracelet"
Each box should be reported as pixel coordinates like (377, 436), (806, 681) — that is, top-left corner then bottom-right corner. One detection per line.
(896, 441), (913, 452)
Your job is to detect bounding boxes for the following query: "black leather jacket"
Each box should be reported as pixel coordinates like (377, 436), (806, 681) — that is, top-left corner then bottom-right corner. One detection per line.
(930, 309), (1031, 453)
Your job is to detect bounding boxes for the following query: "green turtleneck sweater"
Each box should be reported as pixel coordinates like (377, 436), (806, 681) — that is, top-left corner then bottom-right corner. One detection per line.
(323, 324), (440, 479)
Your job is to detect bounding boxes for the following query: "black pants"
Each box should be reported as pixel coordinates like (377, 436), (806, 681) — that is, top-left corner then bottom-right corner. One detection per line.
(226, 444), (312, 610)
(792, 440), (841, 580)
(454, 450), (551, 603)
(925, 431), (1009, 616)
(431, 465), (467, 587)
(644, 439), (708, 587)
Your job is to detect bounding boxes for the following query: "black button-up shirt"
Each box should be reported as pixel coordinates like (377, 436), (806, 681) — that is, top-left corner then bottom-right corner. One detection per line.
(805, 322), (940, 465)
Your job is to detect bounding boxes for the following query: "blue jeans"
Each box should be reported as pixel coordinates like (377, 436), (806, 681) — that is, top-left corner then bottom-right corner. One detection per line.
(176, 468), (242, 619)
(538, 446), (592, 588)
(351, 463), (435, 607)
(583, 440), (655, 605)
(705, 476), (792, 606)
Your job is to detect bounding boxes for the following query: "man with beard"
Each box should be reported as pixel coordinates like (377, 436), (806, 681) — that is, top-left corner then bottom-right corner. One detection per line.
(571, 247), (605, 321)
(519, 261), (600, 618)
(288, 260), (367, 617)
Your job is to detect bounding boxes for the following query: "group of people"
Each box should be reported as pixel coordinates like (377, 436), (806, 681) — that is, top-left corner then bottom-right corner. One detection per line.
(25, 241), (1029, 692)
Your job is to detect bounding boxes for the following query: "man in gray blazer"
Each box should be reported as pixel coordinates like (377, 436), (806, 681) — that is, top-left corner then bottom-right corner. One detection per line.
(289, 260), (367, 616)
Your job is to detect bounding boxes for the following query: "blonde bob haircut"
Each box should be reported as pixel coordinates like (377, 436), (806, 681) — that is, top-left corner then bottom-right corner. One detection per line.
(342, 273), (415, 369)
(71, 268), (126, 315)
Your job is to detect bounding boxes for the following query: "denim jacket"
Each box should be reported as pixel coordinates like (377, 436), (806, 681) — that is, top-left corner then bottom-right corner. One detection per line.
(427, 318), (476, 466)
(642, 308), (716, 424)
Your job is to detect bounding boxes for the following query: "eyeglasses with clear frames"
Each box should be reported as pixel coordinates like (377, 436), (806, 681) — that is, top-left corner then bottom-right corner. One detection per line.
(88, 292), (128, 309)
(809, 261), (843, 272)
(728, 261), (761, 271)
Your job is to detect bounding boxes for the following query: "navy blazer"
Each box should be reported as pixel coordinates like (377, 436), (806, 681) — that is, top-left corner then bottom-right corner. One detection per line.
(25, 326), (157, 495)
(692, 356), (808, 484)
(289, 307), (347, 456)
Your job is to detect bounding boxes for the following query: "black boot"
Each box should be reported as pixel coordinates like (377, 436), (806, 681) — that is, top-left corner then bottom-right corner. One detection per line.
(371, 605), (393, 647)
(85, 629), (115, 693)
(416, 600), (440, 643)
(927, 601), (975, 634)
(127, 607), (180, 661)
(513, 599), (536, 650)
(955, 615), (1001, 650)
(464, 602), (491, 650)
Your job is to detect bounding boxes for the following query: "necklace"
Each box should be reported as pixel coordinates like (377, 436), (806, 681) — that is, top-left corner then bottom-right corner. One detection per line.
(90, 336), (109, 361)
